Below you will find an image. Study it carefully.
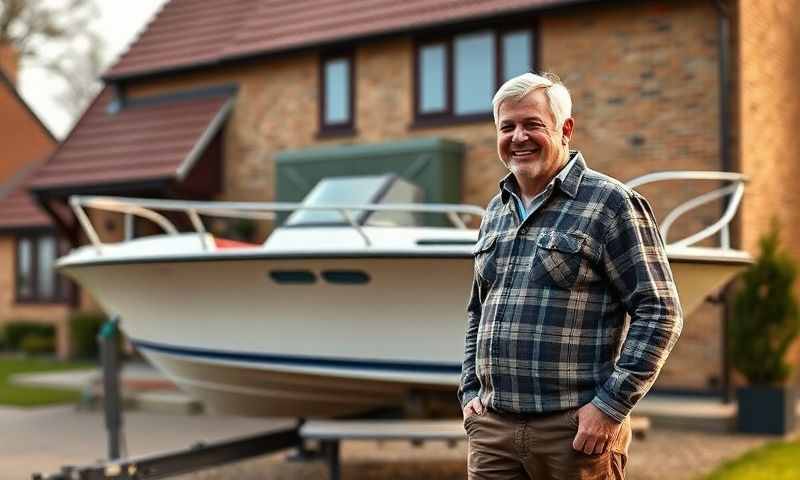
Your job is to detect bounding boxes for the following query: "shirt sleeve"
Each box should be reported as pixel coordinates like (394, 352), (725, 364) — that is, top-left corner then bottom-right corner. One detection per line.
(458, 221), (490, 408)
(457, 277), (483, 407)
(591, 192), (683, 422)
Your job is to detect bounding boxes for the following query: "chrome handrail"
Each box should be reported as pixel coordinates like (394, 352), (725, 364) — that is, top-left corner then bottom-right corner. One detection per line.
(69, 170), (746, 254)
(68, 196), (486, 253)
(626, 171), (746, 249)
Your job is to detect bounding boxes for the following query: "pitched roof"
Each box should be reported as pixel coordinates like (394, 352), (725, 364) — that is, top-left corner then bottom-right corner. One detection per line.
(29, 86), (235, 194)
(106, 0), (591, 80)
(0, 163), (52, 230)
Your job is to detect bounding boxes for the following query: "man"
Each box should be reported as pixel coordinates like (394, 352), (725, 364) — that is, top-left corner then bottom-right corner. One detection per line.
(458, 72), (683, 479)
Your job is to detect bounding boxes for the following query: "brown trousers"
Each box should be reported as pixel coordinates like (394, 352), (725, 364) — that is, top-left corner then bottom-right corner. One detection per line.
(465, 408), (630, 480)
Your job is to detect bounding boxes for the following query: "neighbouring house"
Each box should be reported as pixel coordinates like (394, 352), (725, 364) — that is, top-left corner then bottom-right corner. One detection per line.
(25, 0), (800, 394)
(0, 44), (67, 356)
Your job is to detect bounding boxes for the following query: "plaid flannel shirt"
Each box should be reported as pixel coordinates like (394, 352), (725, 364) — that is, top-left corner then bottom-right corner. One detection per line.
(458, 152), (683, 422)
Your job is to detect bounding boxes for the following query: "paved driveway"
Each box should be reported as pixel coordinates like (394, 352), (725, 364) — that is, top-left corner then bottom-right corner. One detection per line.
(0, 406), (291, 480)
(1, 405), (779, 480)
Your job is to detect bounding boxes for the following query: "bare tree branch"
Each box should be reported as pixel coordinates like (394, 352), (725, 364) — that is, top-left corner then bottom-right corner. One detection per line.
(0, 0), (103, 117)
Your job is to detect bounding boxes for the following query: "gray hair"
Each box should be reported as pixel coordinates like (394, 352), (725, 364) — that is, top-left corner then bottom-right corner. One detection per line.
(492, 72), (572, 129)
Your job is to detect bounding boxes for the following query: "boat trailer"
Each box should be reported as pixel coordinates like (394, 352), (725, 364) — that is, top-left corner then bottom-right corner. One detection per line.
(31, 316), (468, 480)
(32, 428), (303, 480)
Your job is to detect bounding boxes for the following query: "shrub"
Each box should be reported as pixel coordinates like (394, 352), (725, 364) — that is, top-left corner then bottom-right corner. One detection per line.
(20, 334), (55, 355)
(69, 312), (107, 359)
(3, 321), (55, 351)
(729, 222), (800, 385)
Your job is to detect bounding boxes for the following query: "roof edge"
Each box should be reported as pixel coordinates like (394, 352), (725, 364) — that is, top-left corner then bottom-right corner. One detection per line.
(0, 157), (48, 200)
(102, 0), (599, 83)
(124, 82), (238, 109)
(176, 97), (235, 181)
(31, 177), (172, 199)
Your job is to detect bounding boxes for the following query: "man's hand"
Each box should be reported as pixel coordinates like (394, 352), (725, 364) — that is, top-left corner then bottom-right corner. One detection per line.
(572, 403), (622, 455)
(462, 397), (484, 420)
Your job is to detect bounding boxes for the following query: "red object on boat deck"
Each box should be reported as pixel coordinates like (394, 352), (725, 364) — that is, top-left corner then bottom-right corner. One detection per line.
(213, 238), (259, 249)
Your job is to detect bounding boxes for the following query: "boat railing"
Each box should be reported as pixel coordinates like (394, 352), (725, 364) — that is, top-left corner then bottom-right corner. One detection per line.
(69, 170), (746, 254)
(625, 171), (746, 249)
(68, 196), (487, 253)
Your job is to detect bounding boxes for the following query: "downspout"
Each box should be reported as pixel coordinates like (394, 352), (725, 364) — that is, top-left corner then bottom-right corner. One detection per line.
(713, 0), (734, 404)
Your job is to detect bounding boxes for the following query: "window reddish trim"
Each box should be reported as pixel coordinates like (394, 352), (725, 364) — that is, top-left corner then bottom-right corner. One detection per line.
(318, 49), (356, 137)
(412, 21), (539, 128)
(13, 230), (70, 305)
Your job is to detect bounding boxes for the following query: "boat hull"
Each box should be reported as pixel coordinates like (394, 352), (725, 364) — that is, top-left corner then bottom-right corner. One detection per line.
(66, 256), (470, 417)
(63, 252), (749, 417)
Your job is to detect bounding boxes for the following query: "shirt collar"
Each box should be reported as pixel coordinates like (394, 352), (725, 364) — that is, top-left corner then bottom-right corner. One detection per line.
(499, 150), (586, 204)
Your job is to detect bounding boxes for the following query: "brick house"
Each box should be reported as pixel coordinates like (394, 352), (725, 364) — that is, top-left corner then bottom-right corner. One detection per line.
(0, 45), (67, 356)
(26, 0), (800, 393)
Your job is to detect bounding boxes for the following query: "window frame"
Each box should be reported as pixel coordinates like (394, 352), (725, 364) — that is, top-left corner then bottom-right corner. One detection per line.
(318, 48), (356, 137)
(14, 229), (70, 305)
(412, 21), (538, 127)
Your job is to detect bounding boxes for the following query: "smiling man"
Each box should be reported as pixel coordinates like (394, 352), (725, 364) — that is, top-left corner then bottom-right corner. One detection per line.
(458, 72), (683, 479)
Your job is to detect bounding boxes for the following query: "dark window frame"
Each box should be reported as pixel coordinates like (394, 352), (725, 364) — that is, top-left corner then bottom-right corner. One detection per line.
(14, 229), (70, 305)
(412, 21), (539, 128)
(318, 48), (356, 138)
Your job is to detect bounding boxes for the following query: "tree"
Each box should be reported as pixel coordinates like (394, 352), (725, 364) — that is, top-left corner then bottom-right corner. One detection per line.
(0, 0), (103, 118)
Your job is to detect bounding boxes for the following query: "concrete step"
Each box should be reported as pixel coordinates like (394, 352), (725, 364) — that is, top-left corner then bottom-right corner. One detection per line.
(134, 390), (204, 415)
(637, 396), (736, 432)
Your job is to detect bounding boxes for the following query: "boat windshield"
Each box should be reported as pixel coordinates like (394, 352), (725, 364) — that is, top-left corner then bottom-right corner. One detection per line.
(284, 175), (423, 227)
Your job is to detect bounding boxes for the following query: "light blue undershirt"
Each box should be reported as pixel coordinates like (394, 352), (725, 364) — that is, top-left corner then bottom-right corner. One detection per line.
(512, 156), (577, 222)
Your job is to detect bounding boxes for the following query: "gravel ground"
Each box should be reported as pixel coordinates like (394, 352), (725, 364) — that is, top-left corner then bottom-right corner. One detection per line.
(181, 429), (777, 480)
(1, 405), (781, 480)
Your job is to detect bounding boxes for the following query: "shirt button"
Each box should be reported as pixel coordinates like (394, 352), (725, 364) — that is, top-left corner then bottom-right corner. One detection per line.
(519, 227), (528, 235)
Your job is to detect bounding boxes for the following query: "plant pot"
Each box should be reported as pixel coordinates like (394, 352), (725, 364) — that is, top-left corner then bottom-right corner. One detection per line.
(736, 385), (796, 435)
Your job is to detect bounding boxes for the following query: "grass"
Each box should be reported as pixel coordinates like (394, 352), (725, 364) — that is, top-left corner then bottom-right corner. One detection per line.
(0, 354), (94, 407)
(703, 439), (800, 480)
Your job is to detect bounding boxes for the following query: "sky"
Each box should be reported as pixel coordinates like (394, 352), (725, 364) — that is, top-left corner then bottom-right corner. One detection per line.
(18, 0), (169, 139)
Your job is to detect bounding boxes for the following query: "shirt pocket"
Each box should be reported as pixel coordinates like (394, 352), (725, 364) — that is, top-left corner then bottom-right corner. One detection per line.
(473, 234), (498, 283)
(531, 230), (586, 289)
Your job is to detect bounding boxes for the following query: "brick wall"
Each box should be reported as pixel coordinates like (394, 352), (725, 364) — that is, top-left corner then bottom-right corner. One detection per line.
(120, 0), (727, 391)
(0, 80), (54, 184)
(0, 236), (70, 358)
(738, 0), (800, 383)
(0, 42), (18, 83)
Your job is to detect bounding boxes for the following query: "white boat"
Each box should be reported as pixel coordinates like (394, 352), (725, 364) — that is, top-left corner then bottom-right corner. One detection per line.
(57, 172), (750, 417)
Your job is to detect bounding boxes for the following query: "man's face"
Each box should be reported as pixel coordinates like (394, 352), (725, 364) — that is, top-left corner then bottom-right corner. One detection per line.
(496, 89), (573, 188)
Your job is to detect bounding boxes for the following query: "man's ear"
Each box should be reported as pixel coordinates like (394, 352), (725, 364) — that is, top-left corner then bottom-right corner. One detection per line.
(562, 118), (574, 145)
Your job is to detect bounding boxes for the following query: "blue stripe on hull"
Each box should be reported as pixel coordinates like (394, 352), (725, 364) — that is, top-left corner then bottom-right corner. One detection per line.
(132, 338), (462, 375)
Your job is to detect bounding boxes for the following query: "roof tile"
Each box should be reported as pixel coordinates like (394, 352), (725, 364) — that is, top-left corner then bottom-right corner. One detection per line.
(107, 0), (583, 79)
(0, 167), (52, 229)
(29, 87), (234, 192)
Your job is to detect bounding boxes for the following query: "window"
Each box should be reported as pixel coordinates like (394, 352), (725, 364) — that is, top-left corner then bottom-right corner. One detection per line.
(414, 26), (535, 123)
(454, 31), (495, 115)
(319, 50), (355, 135)
(15, 232), (70, 304)
(418, 43), (447, 114)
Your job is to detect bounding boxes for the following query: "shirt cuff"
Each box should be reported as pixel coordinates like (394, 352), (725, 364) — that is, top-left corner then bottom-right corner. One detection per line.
(591, 391), (629, 423)
(459, 389), (479, 409)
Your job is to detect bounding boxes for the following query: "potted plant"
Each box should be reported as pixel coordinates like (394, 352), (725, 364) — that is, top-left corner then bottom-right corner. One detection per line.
(728, 222), (799, 435)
